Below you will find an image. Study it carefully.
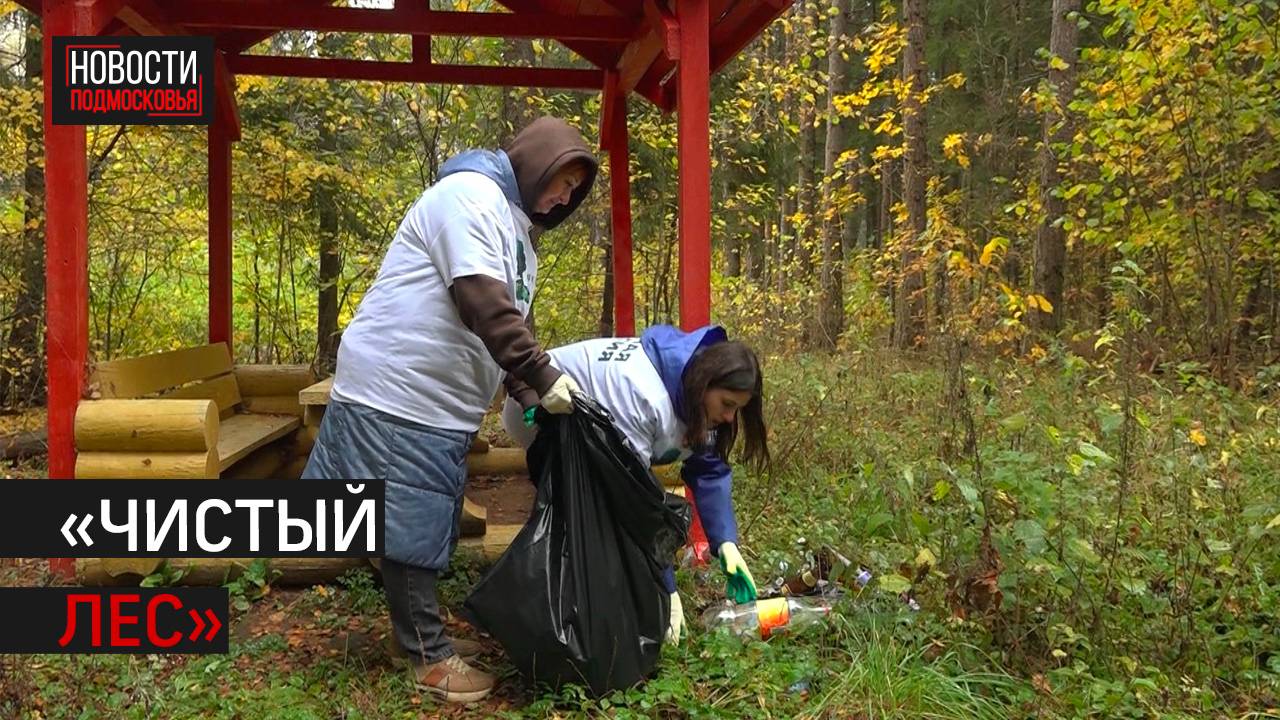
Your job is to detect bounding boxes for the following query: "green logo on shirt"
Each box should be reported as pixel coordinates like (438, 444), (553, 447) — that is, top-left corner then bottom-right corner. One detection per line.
(516, 240), (530, 303)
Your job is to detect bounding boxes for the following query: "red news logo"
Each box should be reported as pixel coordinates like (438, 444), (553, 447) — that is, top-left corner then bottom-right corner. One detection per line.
(64, 44), (203, 118)
(59, 592), (223, 649)
(51, 36), (214, 126)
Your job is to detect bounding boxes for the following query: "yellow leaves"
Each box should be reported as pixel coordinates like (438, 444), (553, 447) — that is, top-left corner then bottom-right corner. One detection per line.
(872, 112), (901, 137)
(871, 144), (905, 162)
(1028, 294), (1054, 313)
(979, 236), (1008, 267)
(1189, 427), (1208, 447)
(915, 547), (937, 570)
(942, 133), (970, 168)
(1049, 55), (1071, 72)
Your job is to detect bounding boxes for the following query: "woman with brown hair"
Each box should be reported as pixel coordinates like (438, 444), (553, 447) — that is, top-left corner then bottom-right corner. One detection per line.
(502, 324), (770, 645)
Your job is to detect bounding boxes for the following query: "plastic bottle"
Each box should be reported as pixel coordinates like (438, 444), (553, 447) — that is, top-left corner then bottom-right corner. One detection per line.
(700, 597), (834, 639)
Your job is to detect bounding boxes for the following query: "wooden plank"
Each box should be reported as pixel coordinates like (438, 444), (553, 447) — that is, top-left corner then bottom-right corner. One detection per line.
(221, 442), (289, 480)
(460, 497), (487, 537)
(234, 364), (317, 397)
(77, 450), (219, 479)
(91, 343), (233, 399)
(298, 376), (334, 406)
(303, 405), (325, 428)
(242, 395), (304, 417)
(162, 373), (242, 418)
(458, 523), (523, 561)
(467, 447), (528, 476)
(76, 398), (217, 452)
(216, 413), (301, 471)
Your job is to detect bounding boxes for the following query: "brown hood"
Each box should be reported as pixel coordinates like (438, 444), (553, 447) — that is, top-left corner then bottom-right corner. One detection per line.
(504, 116), (598, 231)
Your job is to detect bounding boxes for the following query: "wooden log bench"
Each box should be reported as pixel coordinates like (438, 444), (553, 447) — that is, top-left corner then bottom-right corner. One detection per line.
(75, 343), (315, 479)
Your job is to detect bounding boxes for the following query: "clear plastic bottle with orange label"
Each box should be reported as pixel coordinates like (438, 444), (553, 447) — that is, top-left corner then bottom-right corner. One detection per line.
(699, 596), (834, 640)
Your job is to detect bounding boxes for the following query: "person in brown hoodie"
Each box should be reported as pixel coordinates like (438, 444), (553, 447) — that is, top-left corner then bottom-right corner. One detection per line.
(302, 116), (598, 703)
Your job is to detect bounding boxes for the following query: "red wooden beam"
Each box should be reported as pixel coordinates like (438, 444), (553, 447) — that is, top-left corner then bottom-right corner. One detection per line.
(642, 0), (679, 60)
(44, 0), (95, 578)
(213, 51), (241, 141)
(171, 1), (634, 42)
(115, 0), (179, 35)
(677, 0), (711, 331)
(412, 34), (431, 65)
(605, 72), (636, 337)
(226, 55), (604, 89)
(614, 0), (690, 108)
(16, 0), (126, 32)
(615, 18), (664, 94)
(494, 0), (642, 101)
(676, 0), (713, 563)
(115, 0), (242, 139)
(599, 71), (615, 152)
(208, 102), (233, 351)
(710, 0), (792, 74)
(677, 0), (714, 562)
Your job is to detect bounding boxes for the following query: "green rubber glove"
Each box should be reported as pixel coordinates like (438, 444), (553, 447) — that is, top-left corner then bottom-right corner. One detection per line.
(522, 406), (537, 427)
(718, 542), (758, 604)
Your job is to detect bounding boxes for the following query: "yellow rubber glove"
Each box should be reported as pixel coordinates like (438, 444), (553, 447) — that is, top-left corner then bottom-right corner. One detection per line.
(718, 542), (758, 604)
(666, 591), (684, 645)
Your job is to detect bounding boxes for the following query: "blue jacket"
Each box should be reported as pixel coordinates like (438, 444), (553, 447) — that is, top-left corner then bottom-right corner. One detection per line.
(641, 324), (739, 563)
(437, 149), (525, 213)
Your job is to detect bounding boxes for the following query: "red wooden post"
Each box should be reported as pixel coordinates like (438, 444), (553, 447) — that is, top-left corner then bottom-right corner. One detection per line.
(208, 117), (232, 348)
(44, 0), (97, 579)
(606, 74), (636, 337)
(677, 0), (713, 563)
(677, 0), (711, 331)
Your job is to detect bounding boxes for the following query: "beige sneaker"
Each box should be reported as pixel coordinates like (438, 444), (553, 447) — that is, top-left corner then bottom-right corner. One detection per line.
(413, 653), (495, 703)
(385, 634), (482, 663)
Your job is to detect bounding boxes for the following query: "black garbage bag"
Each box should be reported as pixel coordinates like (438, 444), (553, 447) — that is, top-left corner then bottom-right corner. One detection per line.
(464, 395), (690, 696)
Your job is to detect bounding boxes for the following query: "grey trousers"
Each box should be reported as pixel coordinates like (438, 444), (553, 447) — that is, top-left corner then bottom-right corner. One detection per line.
(381, 557), (453, 663)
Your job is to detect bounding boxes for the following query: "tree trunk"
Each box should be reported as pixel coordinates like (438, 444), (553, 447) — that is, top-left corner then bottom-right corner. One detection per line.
(818, 0), (850, 350)
(746, 222), (764, 284)
(500, 39), (537, 141)
(598, 212), (614, 337)
(3, 15), (46, 408)
(315, 125), (341, 375)
(795, 0), (819, 281)
(1032, 0), (1081, 334)
(879, 157), (894, 251)
(726, 233), (742, 277)
(778, 188), (794, 292)
(894, 0), (927, 349)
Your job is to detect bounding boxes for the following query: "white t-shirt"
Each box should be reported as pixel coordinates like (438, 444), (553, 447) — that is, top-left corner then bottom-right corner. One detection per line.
(332, 171), (536, 431)
(502, 337), (690, 467)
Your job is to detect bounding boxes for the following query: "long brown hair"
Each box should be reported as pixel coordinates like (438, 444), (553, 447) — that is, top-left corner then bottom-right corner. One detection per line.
(681, 341), (770, 471)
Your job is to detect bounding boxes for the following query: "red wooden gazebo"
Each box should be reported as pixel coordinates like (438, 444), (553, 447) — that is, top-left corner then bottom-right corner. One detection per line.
(24, 0), (790, 573)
